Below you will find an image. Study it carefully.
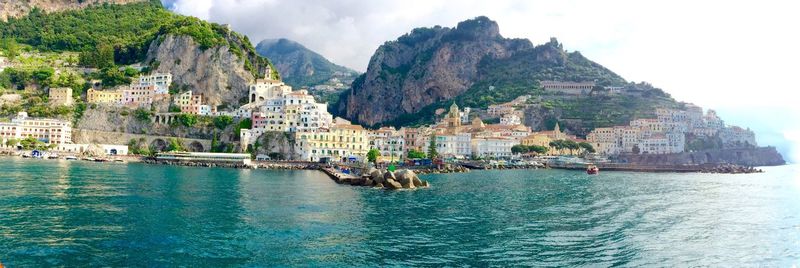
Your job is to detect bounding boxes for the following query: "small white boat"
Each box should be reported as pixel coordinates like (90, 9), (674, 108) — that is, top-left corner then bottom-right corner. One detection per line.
(65, 156), (78, 160)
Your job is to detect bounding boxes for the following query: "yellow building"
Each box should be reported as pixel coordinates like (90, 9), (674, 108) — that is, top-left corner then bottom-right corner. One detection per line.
(296, 122), (369, 162)
(87, 88), (123, 104)
(48, 87), (73, 106)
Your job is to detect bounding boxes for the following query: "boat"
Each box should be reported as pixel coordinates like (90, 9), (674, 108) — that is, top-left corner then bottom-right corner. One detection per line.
(65, 156), (78, 161)
(586, 164), (599, 175)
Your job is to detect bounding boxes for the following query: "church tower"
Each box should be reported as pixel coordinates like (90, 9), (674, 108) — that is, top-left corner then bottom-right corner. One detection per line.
(447, 102), (461, 128)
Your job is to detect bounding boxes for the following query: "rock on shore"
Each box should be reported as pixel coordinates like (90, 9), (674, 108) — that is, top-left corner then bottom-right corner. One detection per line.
(366, 169), (430, 190)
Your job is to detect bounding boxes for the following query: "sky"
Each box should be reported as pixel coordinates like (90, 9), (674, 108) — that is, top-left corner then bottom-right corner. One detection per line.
(162, 0), (800, 163)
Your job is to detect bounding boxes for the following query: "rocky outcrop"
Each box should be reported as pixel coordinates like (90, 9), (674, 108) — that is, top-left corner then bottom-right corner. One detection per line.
(253, 131), (298, 160)
(0, 0), (144, 21)
(145, 34), (272, 107)
(370, 169), (430, 190)
(613, 147), (786, 167)
(336, 16), (532, 126)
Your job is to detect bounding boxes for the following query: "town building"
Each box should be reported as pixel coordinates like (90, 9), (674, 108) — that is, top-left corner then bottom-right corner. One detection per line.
(719, 126), (757, 148)
(540, 80), (595, 95)
(137, 73), (172, 94)
(0, 112), (72, 147)
(48, 87), (73, 106)
(471, 137), (517, 159)
(433, 132), (472, 159)
(500, 113), (521, 126)
(368, 127), (405, 162)
(487, 104), (515, 116)
(295, 121), (370, 162)
(87, 88), (123, 104)
(173, 91), (216, 116)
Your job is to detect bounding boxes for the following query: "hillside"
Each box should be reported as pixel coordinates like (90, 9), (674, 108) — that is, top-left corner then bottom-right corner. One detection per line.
(0, 0), (145, 21)
(0, 0), (277, 106)
(255, 38), (358, 88)
(0, 0), (277, 146)
(335, 16), (682, 131)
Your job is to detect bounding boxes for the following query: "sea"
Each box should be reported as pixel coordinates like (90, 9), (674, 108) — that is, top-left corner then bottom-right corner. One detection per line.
(0, 158), (798, 266)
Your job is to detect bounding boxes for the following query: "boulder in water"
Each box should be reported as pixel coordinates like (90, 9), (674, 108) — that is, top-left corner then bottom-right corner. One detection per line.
(371, 169), (385, 183)
(385, 178), (402, 189)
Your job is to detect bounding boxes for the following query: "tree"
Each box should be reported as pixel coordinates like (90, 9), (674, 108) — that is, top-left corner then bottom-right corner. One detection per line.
(529, 145), (549, 155)
(4, 138), (19, 148)
(1, 38), (19, 60)
(234, 118), (252, 137)
(579, 142), (596, 153)
(632, 144), (641, 154)
(427, 133), (438, 159)
(133, 108), (151, 121)
(562, 140), (579, 155)
(213, 115), (233, 129)
(167, 138), (186, 152)
(176, 113), (198, 127)
(407, 149), (426, 159)
(19, 137), (46, 150)
(367, 148), (380, 165)
(511, 144), (529, 154)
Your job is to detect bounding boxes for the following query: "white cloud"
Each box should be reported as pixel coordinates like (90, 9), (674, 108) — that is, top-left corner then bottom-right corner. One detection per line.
(163, 0), (800, 155)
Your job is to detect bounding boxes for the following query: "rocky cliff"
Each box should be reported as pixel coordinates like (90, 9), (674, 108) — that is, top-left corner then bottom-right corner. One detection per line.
(613, 147), (786, 167)
(146, 33), (274, 107)
(337, 16), (532, 126)
(336, 16), (633, 127)
(0, 0), (145, 21)
(255, 38), (358, 88)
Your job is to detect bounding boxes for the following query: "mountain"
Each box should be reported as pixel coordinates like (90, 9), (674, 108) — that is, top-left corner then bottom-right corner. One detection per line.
(335, 16), (680, 131)
(0, 0), (276, 107)
(255, 38), (358, 88)
(0, 0), (145, 21)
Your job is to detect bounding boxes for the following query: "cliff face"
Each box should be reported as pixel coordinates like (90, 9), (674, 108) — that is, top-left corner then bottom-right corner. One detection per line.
(337, 16), (532, 125)
(0, 0), (144, 21)
(145, 34), (268, 107)
(614, 147), (786, 167)
(255, 38), (358, 88)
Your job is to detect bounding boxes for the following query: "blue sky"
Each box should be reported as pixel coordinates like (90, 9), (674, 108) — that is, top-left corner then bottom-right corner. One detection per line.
(162, 0), (800, 163)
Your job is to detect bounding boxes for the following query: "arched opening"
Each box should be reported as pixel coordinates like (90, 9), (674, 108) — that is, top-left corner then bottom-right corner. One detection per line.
(110, 149), (118, 155)
(149, 138), (168, 153)
(188, 141), (204, 152)
(251, 93), (256, 103)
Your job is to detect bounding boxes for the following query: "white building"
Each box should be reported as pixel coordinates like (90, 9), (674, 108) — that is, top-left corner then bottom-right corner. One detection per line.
(238, 69), (335, 151)
(719, 126), (757, 148)
(0, 112), (72, 147)
(500, 113), (521, 126)
(137, 73), (172, 94)
(434, 133), (472, 159)
(471, 137), (517, 159)
(368, 127), (405, 162)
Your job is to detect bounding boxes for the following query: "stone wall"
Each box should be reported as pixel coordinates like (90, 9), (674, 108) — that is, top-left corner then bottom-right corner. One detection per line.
(73, 129), (212, 152)
(613, 147), (785, 167)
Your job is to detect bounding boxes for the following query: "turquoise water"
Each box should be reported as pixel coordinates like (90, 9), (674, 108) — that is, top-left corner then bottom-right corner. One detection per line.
(0, 158), (799, 266)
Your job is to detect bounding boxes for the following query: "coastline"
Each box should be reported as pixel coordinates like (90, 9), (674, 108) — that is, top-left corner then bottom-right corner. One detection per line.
(0, 152), (772, 174)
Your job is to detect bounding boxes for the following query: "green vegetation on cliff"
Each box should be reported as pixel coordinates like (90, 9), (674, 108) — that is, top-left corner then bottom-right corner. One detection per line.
(0, 0), (274, 78)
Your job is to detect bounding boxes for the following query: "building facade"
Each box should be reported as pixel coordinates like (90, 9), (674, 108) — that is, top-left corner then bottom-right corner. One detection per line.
(48, 87), (73, 106)
(0, 112), (72, 147)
